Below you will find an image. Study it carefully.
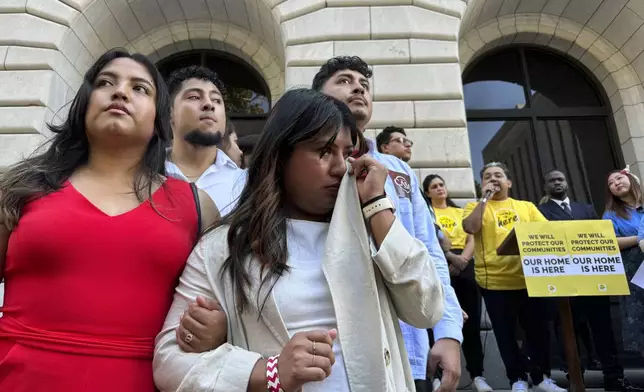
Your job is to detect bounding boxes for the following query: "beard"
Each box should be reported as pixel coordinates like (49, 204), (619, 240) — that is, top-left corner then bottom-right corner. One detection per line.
(350, 107), (369, 125)
(551, 189), (567, 199)
(184, 129), (222, 147)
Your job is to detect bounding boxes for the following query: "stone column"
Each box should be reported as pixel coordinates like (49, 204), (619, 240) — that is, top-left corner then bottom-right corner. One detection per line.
(274, 0), (476, 204)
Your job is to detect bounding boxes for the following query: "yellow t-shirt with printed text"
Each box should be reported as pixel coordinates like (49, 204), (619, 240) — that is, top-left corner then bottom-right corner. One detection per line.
(463, 198), (547, 290)
(434, 207), (467, 250)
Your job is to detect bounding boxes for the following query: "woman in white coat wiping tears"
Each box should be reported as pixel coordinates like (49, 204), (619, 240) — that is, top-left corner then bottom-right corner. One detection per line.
(153, 88), (445, 392)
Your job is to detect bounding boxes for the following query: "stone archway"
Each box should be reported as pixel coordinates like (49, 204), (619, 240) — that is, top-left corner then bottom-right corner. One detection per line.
(61, 0), (285, 103)
(459, 1), (644, 179)
(0, 0), (287, 169)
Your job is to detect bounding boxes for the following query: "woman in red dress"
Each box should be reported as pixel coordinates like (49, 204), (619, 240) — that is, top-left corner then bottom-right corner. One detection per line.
(0, 49), (218, 391)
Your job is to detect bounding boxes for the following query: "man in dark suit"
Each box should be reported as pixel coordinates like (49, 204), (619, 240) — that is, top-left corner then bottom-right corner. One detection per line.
(539, 170), (598, 221)
(539, 170), (639, 392)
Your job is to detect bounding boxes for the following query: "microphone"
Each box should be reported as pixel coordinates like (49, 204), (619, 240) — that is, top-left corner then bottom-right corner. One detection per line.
(481, 189), (493, 203)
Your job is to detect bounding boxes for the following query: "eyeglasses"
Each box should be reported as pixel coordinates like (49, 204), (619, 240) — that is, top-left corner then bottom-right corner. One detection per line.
(388, 137), (413, 147)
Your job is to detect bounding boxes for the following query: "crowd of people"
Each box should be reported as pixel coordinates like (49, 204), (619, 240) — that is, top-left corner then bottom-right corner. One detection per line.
(0, 47), (641, 392)
(378, 127), (644, 391)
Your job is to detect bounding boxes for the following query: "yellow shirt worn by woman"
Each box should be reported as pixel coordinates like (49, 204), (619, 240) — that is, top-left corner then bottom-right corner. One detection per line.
(463, 198), (547, 290)
(434, 207), (467, 250)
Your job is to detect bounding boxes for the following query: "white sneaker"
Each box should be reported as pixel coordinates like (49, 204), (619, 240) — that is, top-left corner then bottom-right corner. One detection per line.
(473, 377), (493, 392)
(432, 378), (441, 392)
(512, 380), (529, 392)
(535, 377), (567, 392)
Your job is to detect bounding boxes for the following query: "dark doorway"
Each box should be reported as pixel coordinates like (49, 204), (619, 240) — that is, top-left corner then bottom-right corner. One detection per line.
(463, 46), (623, 216)
(156, 50), (270, 137)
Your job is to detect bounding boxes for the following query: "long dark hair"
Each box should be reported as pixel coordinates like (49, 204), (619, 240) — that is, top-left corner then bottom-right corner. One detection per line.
(422, 174), (458, 208)
(0, 49), (171, 230)
(605, 169), (643, 220)
(219, 88), (358, 313)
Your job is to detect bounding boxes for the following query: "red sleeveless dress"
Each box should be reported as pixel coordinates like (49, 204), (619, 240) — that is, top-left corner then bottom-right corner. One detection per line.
(0, 177), (198, 391)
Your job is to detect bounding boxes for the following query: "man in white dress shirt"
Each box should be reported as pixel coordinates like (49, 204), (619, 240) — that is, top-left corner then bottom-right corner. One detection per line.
(165, 66), (246, 216)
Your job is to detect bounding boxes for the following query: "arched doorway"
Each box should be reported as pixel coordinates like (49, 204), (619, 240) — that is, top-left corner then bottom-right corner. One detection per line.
(463, 46), (623, 216)
(156, 50), (271, 137)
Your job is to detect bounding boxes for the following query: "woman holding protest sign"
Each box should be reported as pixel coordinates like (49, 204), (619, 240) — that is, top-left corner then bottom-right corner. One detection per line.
(603, 167), (644, 357)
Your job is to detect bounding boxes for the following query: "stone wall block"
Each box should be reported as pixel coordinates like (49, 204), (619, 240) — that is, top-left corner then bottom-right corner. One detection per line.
(373, 64), (463, 100)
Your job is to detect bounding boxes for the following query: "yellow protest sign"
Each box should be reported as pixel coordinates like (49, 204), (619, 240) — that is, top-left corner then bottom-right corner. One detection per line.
(514, 220), (630, 297)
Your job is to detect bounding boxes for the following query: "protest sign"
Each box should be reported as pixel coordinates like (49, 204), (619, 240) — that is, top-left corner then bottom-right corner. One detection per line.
(514, 220), (630, 297)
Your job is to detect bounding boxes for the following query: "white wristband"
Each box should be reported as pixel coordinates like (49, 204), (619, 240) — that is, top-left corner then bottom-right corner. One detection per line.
(362, 197), (394, 220)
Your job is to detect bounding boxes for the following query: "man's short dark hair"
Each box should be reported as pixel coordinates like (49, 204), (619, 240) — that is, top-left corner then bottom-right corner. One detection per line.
(480, 161), (512, 180)
(311, 56), (373, 90)
(545, 169), (566, 177)
(544, 169), (568, 184)
(166, 65), (226, 101)
(376, 126), (406, 153)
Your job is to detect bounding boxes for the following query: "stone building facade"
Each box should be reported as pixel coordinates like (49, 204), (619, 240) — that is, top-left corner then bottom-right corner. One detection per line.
(0, 0), (475, 199)
(2, 0), (644, 384)
(3, 0), (644, 205)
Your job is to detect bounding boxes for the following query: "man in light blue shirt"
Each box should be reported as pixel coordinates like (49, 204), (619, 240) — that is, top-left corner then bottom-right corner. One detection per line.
(314, 56), (464, 392)
(375, 127), (454, 254)
(164, 66), (246, 216)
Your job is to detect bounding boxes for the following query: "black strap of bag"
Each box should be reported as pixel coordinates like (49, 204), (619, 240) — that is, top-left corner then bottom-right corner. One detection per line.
(190, 182), (202, 241)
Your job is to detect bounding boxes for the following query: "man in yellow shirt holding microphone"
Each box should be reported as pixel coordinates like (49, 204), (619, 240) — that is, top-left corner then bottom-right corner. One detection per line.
(462, 162), (564, 392)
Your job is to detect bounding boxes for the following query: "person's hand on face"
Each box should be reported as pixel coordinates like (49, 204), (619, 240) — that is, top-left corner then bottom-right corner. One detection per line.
(481, 181), (500, 198)
(481, 165), (511, 199)
(347, 155), (387, 203)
